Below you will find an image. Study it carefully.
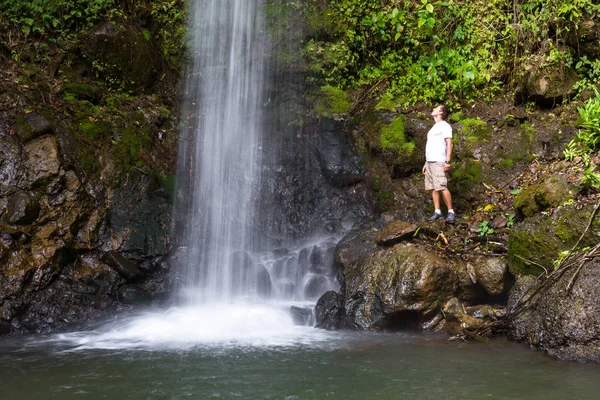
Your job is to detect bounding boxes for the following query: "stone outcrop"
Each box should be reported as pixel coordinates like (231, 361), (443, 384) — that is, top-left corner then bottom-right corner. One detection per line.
(316, 226), (459, 331)
(0, 127), (173, 334)
(508, 258), (600, 362)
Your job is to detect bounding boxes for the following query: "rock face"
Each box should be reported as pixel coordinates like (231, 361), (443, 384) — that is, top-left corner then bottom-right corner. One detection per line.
(316, 228), (458, 331)
(257, 117), (371, 240)
(508, 258), (600, 362)
(0, 127), (173, 334)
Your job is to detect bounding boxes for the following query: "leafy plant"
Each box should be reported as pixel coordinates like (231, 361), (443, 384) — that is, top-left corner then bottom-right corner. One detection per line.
(477, 220), (495, 236)
(564, 91), (600, 167)
(581, 165), (600, 191)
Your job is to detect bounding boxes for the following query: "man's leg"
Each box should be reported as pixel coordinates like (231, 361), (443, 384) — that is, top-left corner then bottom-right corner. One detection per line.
(441, 189), (455, 223)
(431, 190), (441, 210)
(441, 189), (453, 210)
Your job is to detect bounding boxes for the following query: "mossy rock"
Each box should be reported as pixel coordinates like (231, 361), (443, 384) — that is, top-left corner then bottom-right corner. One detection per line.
(456, 118), (489, 158)
(449, 159), (483, 194)
(526, 64), (579, 108)
(81, 20), (162, 91)
(315, 85), (351, 115)
(508, 203), (600, 276)
(14, 111), (53, 143)
(78, 120), (110, 141)
(513, 175), (577, 218)
(379, 116), (421, 176)
(59, 83), (104, 104)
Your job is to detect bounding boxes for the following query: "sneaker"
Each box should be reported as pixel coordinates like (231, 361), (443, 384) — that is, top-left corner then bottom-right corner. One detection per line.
(428, 212), (442, 222)
(446, 211), (456, 224)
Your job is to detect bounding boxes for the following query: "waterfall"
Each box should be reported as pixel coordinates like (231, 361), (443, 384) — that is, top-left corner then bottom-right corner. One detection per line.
(175, 0), (267, 304)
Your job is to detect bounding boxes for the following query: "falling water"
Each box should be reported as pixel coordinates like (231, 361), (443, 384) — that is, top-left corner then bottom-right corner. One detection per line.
(175, 0), (267, 304)
(50, 0), (340, 348)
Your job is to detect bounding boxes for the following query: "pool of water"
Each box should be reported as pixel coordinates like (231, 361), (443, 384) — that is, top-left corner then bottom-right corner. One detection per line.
(1, 307), (599, 400)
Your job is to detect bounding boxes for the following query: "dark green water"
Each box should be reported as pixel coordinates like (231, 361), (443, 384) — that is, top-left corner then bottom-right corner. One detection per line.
(1, 331), (599, 399)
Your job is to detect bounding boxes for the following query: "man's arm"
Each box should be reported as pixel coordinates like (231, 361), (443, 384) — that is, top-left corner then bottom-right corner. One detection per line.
(444, 138), (453, 171)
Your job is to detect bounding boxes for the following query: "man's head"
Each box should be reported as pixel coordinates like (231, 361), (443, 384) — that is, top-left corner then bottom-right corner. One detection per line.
(431, 105), (449, 121)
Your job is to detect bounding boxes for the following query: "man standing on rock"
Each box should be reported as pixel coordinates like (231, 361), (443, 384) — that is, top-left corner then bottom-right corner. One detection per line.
(422, 104), (455, 223)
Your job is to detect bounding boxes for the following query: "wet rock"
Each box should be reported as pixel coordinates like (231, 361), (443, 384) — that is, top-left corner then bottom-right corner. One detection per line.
(315, 119), (365, 187)
(101, 251), (144, 282)
(14, 112), (53, 143)
(302, 274), (332, 300)
(0, 320), (10, 335)
(231, 251), (273, 297)
(0, 134), (23, 195)
(459, 256), (513, 303)
(308, 243), (336, 276)
(4, 191), (40, 225)
(118, 284), (152, 305)
(508, 258), (600, 362)
(105, 171), (170, 260)
(375, 220), (418, 246)
(334, 229), (457, 330)
(290, 306), (314, 326)
(442, 297), (484, 335)
(72, 254), (121, 289)
(315, 290), (342, 330)
(22, 135), (61, 188)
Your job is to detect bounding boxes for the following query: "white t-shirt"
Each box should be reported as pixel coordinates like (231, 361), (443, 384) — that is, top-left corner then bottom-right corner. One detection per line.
(425, 120), (452, 162)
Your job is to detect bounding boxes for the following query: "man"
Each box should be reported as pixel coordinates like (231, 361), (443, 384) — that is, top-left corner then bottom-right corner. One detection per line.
(422, 104), (455, 223)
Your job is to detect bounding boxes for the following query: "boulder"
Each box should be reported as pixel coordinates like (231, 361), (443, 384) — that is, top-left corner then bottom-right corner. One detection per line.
(332, 229), (457, 330)
(4, 191), (40, 225)
(508, 258), (600, 362)
(22, 135), (61, 188)
(101, 251), (144, 282)
(526, 64), (579, 107)
(14, 112), (53, 143)
(375, 220), (418, 246)
(508, 203), (600, 276)
(514, 175), (577, 218)
(315, 290), (342, 330)
(459, 256), (512, 301)
(82, 20), (162, 91)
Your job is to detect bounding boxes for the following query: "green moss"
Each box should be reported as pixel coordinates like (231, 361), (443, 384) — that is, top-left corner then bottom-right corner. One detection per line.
(450, 159), (482, 192)
(513, 176), (575, 218)
(508, 203), (600, 276)
(115, 127), (152, 167)
(500, 158), (514, 169)
(379, 116), (415, 158)
(315, 85), (352, 115)
(461, 118), (489, 140)
(78, 120), (110, 141)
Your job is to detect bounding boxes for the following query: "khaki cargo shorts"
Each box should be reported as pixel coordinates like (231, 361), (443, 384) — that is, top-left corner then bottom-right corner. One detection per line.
(425, 162), (448, 191)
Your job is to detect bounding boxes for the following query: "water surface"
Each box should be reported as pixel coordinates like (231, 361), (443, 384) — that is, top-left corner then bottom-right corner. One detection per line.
(2, 325), (599, 399)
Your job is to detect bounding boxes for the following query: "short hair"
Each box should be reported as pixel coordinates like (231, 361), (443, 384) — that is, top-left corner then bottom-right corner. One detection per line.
(438, 104), (449, 120)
